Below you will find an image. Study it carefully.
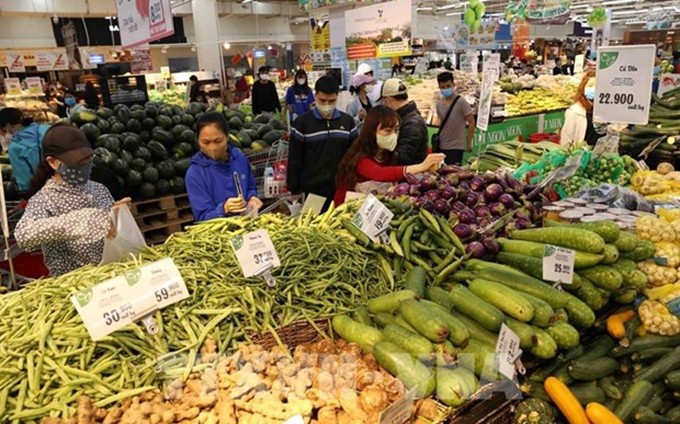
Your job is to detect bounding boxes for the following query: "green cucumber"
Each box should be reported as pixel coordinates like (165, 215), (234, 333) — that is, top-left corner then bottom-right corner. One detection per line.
(518, 291), (557, 328)
(578, 265), (623, 291)
(373, 312), (396, 328)
(544, 219), (620, 243)
(422, 301), (470, 347)
(665, 369), (680, 390)
(505, 317), (538, 349)
(394, 314), (416, 332)
(529, 327), (557, 359)
(568, 357), (619, 381)
(404, 266), (426, 297)
(611, 258), (638, 273)
(610, 334), (680, 357)
(574, 274), (605, 311)
(598, 376), (624, 400)
(613, 232), (638, 252)
(620, 240), (656, 261)
(449, 284), (505, 332)
(554, 308), (569, 322)
(529, 345), (584, 383)
(632, 347), (673, 363)
(497, 238), (604, 268)
(635, 406), (672, 424)
(614, 380), (655, 423)
(331, 315), (383, 353)
(546, 321), (580, 350)
(563, 293), (596, 328)
(635, 346), (680, 383)
(382, 324), (434, 360)
(448, 310), (499, 347)
(399, 299), (449, 343)
(425, 286), (454, 310)
(602, 244), (620, 264)
(509, 227), (606, 253)
(468, 278), (535, 322)
(459, 339), (497, 378)
(373, 340), (436, 397)
(569, 384), (606, 405)
(367, 289), (417, 313)
(612, 289), (637, 305)
(351, 306), (372, 326)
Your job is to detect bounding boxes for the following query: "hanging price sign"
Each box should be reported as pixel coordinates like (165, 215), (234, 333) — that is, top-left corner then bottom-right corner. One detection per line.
(231, 229), (281, 278)
(495, 323), (521, 380)
(542, 244), (575, 285)
(352, 194), (394, 242)
(379, 387), (417, 424)
(71, 258), (189, 340)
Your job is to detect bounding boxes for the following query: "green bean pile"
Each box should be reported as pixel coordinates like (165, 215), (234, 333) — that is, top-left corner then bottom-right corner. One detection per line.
(0, 204), (395, 422)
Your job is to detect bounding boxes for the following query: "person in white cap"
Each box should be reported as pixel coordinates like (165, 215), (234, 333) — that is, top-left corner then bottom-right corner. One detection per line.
(357, 63), (383, 105)
(346, 73), (375, 126)
(379, 78), (428, 166)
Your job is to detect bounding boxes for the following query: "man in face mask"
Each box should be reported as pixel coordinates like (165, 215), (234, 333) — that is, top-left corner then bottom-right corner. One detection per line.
(251, 66), (281, 117)
(287, 76), (357, 212)
(434, 72), (475, 165)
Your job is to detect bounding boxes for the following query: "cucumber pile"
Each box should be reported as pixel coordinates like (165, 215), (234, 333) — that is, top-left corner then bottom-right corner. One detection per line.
(469, 140), (564, 173)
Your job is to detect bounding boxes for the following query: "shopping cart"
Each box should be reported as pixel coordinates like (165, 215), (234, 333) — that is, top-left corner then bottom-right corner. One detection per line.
(244, 139), (289, 199)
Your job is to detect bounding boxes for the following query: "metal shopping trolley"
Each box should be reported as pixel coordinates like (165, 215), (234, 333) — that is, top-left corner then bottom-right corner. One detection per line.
(244, 139), (289, 199)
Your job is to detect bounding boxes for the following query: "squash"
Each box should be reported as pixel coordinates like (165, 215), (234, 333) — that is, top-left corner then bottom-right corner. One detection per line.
(586, 402), (622, 424)
(544, 377), (590, 424)
(657, 162), (675, 175)
(606, 309), (636, 340)
(513, 398), (555, 424)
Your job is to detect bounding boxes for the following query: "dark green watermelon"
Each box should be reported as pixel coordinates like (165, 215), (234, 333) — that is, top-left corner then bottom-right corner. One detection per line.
(110, 122), (126, 134)
(171, 105), (183, 116)
(257, 124), (273, 138)
(111, 158), (130, 177)
(143, 168), (159, 183)
(139, 182), (156, 198)
(126, 170), (143, 188)
(155, 178), (171, 196)
(133, 146), (152, 162)
(186, 102), (204, 115)
(173, 142), (193, 159)
(174, 158), (191, 176)
(171, 124), (190, 140)
(139, 130), (151, 142)
(96, 107), (114, 119)
(94, 147), (118, 167)
(141, 117), (156, 130)
(151, 128), (174, 147)
(172, 115), (182, 126)
(159, 106), (174, 117)
(94, 134), (113, 149)
(170, 176), (186, 194)
(96, 118), (111, 134)
(130, 158), (147, 171)
(115, 105), (130, 122)
(119, 150), (134, 164)
(179, 129), (196, 144)
(144, 104), (158, 118)
(130, 109), (146, 121)
(228, 117), (243, 131)
(103, 136), (121, 153)
(156, 115), (173, 130)
(147, 141), (169, 160)
(180, 113), (194, 126)
(126, 118), (142, 133)
(157, 160), (176, 179)
(80, 123), (101, 143)
(122, 133), (142, 152)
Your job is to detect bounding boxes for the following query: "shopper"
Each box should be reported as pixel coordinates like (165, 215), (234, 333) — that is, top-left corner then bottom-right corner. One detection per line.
(434, 72), (475, 165)
(560, 70), (601, 147)
(357, 63), (382, 106)
(188, 75), (201, 103)
(15, 124), (115, 276)
(380, 78), (428, 165)
(251, 66), (281, 117)
(234, 72), (250, 104)
(0, 108), (50, 193)
(553, 58), (563, 75)
(285, 69), (315, 122)
(334, 106), (445, 205)
(444, 57), (453, 71)
(186, 112), (261, 222)
(562, 57), (575, 76)
(84, 82), (99, 109)
(65, 92), (87, 117)
(287, 76), (357, 211)
(346, 72), (375, 126)
(49, 86), (67, 118)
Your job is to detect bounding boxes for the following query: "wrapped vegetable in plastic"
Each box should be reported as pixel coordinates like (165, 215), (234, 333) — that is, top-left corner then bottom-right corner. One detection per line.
(639, 299), (680, 336)
(655, 242), (680, 268)
(636, 215), (676, 243)
(631, 170), (680, 199)
(638, 261), (678, 287)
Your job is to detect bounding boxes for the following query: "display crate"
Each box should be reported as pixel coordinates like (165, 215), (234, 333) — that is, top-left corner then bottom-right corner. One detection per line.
(130, 193), (193, 245)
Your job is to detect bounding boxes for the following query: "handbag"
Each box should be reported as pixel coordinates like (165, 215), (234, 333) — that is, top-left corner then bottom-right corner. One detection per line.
(431, 96), (460, 153)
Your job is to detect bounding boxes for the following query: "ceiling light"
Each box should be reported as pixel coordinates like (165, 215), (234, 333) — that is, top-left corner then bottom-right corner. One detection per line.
(223, 42), (231, 49)
(444, 25), (449, 31)
(603, 0), (635, 5)
(445, 12), (461, 16)
(438, 3), (463, 10)
(267, 45), (273, 50)
(613, 9), (640, 15)
(416, 7), (432, 11)
(586, 6), (593, 12)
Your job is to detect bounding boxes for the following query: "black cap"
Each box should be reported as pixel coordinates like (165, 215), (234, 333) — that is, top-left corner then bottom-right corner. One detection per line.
(43, 124), (94, 165)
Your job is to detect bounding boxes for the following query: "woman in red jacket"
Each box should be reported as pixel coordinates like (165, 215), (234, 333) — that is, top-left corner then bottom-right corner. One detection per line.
(335, 106), (444, 205)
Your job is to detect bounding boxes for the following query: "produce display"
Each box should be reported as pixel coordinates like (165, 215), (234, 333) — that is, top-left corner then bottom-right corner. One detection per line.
(630, 166), (680, 200)
(148, 87), (188, 107)
(0, 95), (60, 123)
(503, 87), (572, 117)
(469, 139), (564, 172)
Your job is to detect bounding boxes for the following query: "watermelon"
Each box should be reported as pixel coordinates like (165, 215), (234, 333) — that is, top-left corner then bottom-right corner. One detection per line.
(70, 110), (98, 126)
(157, 160), (176, 179)
(122, 134), (141, 152)
(96, 107), (114, 120)
(126, 170), (143, 188)
(130, 109), (146, 121)
(130, 104), (144, 111)
(93, 147), (117, 167)
(96, 118), (111, 134)
(228, 117), (243, 131)
(103, 136), (121, 153)
(243, 128), (259, 141)
(95, 134), (117, 149)
(237, 131), (252, 148)
(111, 159), (130, 177)
(144, 104), (158, 118)
(110, 122), (126, 134)
(270, 119), (284, 130)
(257, 124), (273, 138)
(186, 102), (204, 115)
(139, 130), (151, 142)
(115, 105), (130, 122)
(80, 123), (101, 143)
(253, 114), (271, 124)
(143, 168), (159, 183)
(180, 113), (194, 126)
(119, 149), (134, 164)
(147, 141), (169, 160)
(130, 158), (147, 171)
(251, 141), (266, 151)
(171, 125), (191, 140)
(139, 182), (156, 198)
(171, 105), (183, 116)
(142, 117), (156, 130)
(133, 146), (152, 162)
(155, 178), (171, 196)
(263, 130), (286, 144)
(126, 118), (142, 133)
(152, 128), (174, 147)
(159, 106), (174, 117)
(178, 129), (196, 144)
(169, 176), (186, 194)
(173, 142), (193, 159)
(174, 158), (191, 176)
(156, 115), (173, 129)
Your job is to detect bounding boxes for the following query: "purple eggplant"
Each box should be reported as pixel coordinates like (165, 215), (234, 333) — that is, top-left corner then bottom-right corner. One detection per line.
(437, 164), (463, 175)
(489, 202), (506, 216)
(498, 193), (515, 208)
(415, 197), (436, 212)
(514, 208), (531, 220)
(445, 173), (460, 186)
(434, 199), (451, 217)
(506, 175), (524, 192)
(481, 238), (500, 255)
(466, 241), (486, 258)
(451, 201), (466, 212)
(475, 206), (491, 218)
(459, 207), (476, 224)
(453, 223), (473, 240)
(409, 185), (422, 197)
(463, 192), (479, 208)
(419, 176), (438, 192)
(425, 189), (441, 202)
(392, 182), (410, 197)
(441, 185), (457, 200)
(484, 183), (504, 202)
(405, 173), (419, 185)
(469, 177), (485, 192)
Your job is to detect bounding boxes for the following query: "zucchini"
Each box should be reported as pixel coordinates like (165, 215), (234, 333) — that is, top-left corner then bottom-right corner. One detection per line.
(331, 315), (383, 353)
(602, 244), (620, 264)
(568, 357), (619, 381)
(506, 317), (538, 349)
(519, 381), (551, 402)
(614, 380), (655, 423)
(382, 324), (434, 360)
(367, 289), (417, 313)
(613, 232), (638, 252)
(635, 346), (680, 383)
(546, 321), (580, 350)
(544, 219), (620, 243)
(425, 286), (454, 310)
(422, 300), (470, 347)
(632, 347), (673, 363)
(529, 327), (558, 359)
(435, 366), (478, 407)
(433, 340), (458, 360)
(574, 274), (605, 311)
(578, 265), (623, 292)
(468, 278), (535, 322)
(510, 227), (606, 253)
(569, 384), (606, 405)
(497, 238), (604, 268)
(449, 284), (505, 332)
(465, 259), (570, 308)
(598, 376), (624, 400)
(449, 309), (499, 347)
(610, 334), (680, 357)
(563, 293), (596, 328)
(530, 345), (585, 383)
(612, 289), (637, 305)
(635, 406), (672, 424)
(372, 312), (396, 328)
(403, 266), (426, 297)
(518, 291), (557, 328)
(394, 314), (416, 332)
(620, 240), (656, 261)
(665, 369), (680, 390)
(554, 308), (569, 322)
(399, 299), (449, 343)
(611, 258), (638, 273)
(373, 340), (436, 397)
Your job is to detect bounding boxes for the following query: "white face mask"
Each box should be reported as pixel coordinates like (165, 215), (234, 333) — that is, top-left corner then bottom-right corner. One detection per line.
(296, 78), (306, 85)
(376, 132), (398, 152)
(317, 103), (336, 117)
(260, 74), (270, 81)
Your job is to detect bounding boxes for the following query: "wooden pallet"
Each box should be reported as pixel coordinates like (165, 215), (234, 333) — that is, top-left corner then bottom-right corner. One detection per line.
(131, 194), (194, 245)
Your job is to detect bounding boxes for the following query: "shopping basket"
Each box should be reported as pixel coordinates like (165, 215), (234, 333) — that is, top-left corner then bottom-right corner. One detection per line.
(244, 139), (289, 199)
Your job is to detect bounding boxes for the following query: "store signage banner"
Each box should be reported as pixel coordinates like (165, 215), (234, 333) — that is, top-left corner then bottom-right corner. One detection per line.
(25, 77), (43, 95)
(131, 48), (153, 74)
(505, 0), (572, 25)
(460, 52), (478, 74)
(310, 17), (331, 53)
(6, 53), (25, 73)
(35, 50), (69, 71)
(116, 0), (175, 49)
(658, 74), (680, 97)
(4, 78), (21, 96)
(593, 45), (656, 125)
(345, 0), (413, 60)
(483, 53), (501, 81)
(477, 71), (495, 131)
(439, 21), (497, 51)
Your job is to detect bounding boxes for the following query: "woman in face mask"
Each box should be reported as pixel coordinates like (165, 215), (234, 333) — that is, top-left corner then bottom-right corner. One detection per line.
(251, 66), (282, 117)
(560, 69), (602, 147)
(346, 73), (376, 127)
(334, 106), (445, 206)
(185, 112), (262, 222)
(285, 69), (315, 123)
(65, 91), (87, 118)
(15, 123), (118, 276)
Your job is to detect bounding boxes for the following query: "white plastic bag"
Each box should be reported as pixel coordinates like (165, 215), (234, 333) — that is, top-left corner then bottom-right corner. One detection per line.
(100, 205), (147, 264)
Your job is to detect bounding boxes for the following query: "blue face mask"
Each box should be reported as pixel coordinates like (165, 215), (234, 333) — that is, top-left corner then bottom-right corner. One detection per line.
(441, 88), (454, 98)
(65, 97), (76, 107)
(584, 87), (595, 101)
(57, 162), (93, 185)
(654, 65), (661, 75)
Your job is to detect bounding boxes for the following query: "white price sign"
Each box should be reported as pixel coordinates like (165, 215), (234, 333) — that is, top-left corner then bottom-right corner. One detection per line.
(495, 323), (521, 380)
(379, 387), (417, 424)
(593, 45), (656, 125)
(352, 194), (394, 242)
(476, 70), (495, 131)
(230, 229), (281, 278)
(543, 245), (575, 285)
(71, 258), (189, 341)
(482, 53), (501, 81)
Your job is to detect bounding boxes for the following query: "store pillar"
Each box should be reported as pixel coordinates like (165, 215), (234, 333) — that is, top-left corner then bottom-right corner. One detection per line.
(191, 0), (222, 73)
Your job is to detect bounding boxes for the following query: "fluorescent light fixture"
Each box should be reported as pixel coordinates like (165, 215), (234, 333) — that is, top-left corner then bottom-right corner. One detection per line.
(603, 0), (635, 5)
(613, 9), (640, 15)
(446, 12), (462, 16)
(586, 6), (593, 12)
(438, 2), (463, 10)
(572, 4), (590, 8)
(416, 7), (432, 10)
(223, 42), (231, 49)
(444, 26), (449, 30)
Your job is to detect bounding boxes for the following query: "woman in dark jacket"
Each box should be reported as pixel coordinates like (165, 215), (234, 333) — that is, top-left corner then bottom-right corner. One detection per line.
(84, 82), (99, 109)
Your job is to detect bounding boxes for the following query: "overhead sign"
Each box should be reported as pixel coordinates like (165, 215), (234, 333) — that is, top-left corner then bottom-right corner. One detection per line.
(505, 0), (573, 25)
(4, 78), (21, 96)
(310, 17), (331, 53)
(345, 0), (412, 60)
(116, 0), (175, 49)
(6, 53), (25, 73)
(35, 50), (69, 71)
(131, 48), (153, 74)
(25, 77), (43, 95)
(593, 45), (656, 125)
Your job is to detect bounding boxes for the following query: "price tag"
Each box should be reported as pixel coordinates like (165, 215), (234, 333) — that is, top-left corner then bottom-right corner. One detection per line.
(300, 193), (326, 217)
(593, 45), (656, 125)
(283, 415), (304, 424)
(4, 78), (21, 96)
(352, 194), (394, 242)
(379, 387), (417, 424)
(25, 77), (42, 95)
(495, 323), (521, 381)
(543, 244), (575, 285)
(230, 229), (281, 278)
(71, 258), (189, 341)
